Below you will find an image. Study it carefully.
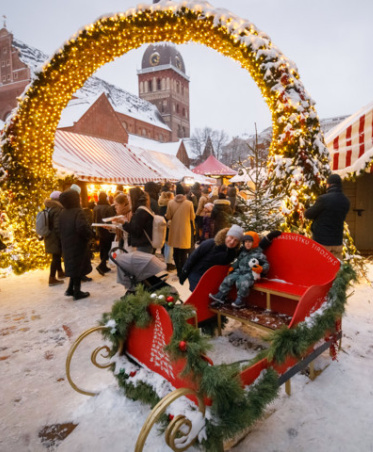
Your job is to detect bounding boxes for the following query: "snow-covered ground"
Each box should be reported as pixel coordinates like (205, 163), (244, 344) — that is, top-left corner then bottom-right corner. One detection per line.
(0, 258), (372, 452)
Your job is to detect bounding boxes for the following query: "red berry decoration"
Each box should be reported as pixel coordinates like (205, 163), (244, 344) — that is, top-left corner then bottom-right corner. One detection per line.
(166, 296), (174, 303)
(130, 371), (137, 377)
(179, 341), (187, 352)
(168, 414), (174, 421)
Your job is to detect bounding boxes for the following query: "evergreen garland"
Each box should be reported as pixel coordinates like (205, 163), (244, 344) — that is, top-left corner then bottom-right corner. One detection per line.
(98, 262), (354, 448)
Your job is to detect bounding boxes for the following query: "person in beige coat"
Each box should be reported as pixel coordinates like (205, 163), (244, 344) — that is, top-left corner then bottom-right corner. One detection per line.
(165, 183), (196, 279)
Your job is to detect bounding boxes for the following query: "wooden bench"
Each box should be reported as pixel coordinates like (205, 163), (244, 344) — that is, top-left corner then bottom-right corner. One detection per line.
(184, 233), (341, 334)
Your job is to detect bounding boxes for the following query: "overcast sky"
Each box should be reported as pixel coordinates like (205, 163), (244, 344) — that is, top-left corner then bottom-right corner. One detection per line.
(2, 0), (373, 138)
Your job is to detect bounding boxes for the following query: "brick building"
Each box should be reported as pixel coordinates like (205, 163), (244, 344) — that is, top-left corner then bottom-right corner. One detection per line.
(0, 27), (30, 121)
(138, 44), (190, 142)
(0, 27), (188, 154)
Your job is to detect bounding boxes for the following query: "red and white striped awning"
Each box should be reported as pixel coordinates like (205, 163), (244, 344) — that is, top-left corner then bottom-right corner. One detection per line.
(325, 101), (373, 176)
(53, 131), (163, 184)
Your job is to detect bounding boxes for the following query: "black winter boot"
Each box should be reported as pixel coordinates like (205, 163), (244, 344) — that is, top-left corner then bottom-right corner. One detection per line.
(209, 292), (226, 307)
(231, 296), (245, 309)
(73, 278), (90, 300)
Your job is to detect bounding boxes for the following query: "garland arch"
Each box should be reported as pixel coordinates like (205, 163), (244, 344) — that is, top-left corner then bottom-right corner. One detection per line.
(0, 1), (331, 273)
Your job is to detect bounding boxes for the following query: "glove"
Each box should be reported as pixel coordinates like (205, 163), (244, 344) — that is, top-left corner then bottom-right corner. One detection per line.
(266, 230), (282, 241)
(252, 265), (263, 274)
(179, 270), (188, 285)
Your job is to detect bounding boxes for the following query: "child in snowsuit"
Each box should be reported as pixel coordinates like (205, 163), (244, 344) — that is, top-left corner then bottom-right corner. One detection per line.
(209, 231), (269, 309)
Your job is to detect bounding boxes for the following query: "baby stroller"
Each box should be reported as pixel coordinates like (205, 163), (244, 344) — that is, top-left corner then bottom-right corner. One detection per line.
(109, 247), (178, 299)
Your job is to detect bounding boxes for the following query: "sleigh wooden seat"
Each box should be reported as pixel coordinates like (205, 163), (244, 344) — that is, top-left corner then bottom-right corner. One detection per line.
(184, 233), (341, 333)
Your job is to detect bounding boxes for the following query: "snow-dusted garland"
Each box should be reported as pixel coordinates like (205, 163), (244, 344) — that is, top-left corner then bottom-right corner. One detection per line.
(1, 0), (330, 274)
(100, 263), (355, 450)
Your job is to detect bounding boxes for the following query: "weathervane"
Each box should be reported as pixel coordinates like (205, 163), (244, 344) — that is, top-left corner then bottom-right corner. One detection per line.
(2, 15), (6, 28)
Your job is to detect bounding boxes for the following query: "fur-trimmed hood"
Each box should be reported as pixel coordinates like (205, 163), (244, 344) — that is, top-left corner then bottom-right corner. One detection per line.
(214, 227), (229, 246)
(158, 191), (173, 207)
(174, 194), (186, 203)
(213, 199), (231, 207)
(214, 227), (242, 249)
(44, 198), (63, 209)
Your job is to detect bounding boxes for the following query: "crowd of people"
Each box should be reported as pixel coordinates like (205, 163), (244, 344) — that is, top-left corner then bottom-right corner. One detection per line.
(39, 173), (349, 306)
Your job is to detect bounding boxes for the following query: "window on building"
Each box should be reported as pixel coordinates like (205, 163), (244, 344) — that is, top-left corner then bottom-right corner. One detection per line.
(142, 128), (147, 137)
(176, 82), (180, 93)
(148, 80), (153, 92)
(182, 86), (184, 96)
(1, 62), (5, 67)
(182, 108), (186, 117)
(157, 78), (161, 90)
(14, 72), (18, 79)
(176, 104), (179, 113)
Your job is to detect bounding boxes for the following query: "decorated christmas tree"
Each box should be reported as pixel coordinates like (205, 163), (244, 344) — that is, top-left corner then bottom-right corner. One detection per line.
(234, 129), (284, 233)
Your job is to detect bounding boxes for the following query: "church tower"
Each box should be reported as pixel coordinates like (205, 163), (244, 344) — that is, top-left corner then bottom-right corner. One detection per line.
(137, 43), (190, 142)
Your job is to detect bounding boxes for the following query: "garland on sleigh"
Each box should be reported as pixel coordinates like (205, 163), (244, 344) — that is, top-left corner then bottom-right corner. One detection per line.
(99, 263), (355, 449)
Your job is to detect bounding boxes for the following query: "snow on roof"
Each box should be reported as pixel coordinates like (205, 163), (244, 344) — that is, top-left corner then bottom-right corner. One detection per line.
(128, 134), (181, 157)
(12, 38), (170, 132)
(74, 78), (171, 131)
(126, 144), (192, 182)
(57, 95), (102, 128)
(53, 130), (163, 184)
(192, 155), (237, 176)
(181, 138), (194, 157)
(325, 100), (373, 177)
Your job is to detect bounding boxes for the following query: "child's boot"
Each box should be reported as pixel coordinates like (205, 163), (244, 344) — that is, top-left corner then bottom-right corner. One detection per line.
(231, 296), (245, 309)
(209, 292), (226, 307)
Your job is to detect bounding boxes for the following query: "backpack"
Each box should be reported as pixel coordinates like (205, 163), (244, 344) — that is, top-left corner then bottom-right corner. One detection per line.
(35, 208), (51, 238)
(138, 206), (167, 250)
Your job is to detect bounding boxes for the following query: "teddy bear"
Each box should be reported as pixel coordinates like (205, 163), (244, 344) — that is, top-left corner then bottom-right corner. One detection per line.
(249, 257), (263, 281)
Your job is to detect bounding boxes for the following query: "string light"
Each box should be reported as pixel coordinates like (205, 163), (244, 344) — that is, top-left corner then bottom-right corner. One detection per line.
(0, 2), (331, 274)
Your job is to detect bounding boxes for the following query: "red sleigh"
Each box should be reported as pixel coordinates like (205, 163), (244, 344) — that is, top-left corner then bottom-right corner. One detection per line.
(66, 233), (344, 450)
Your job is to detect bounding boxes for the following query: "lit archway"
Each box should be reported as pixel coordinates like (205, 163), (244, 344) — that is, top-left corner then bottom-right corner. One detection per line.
(0, 2), (330, 273)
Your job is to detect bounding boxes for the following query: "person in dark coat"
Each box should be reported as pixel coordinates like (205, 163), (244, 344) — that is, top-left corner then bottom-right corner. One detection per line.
(180, 228), (281, 292)
(93, 192), (115, 276)
(211, 198), (232, 236)
(179, 225), (243, 291)
(190, 182), (202, 212)
(59, 189), (94, 300)
(113, 187), (154, 254)
(305, 173), (350, 260)
(44, 190), (65, 286)
(227, 185), (237, 213)
(144, 181), (161, 215)
(158, 191), (175, 271)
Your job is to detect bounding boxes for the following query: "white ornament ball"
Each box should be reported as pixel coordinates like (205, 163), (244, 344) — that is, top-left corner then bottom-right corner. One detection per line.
(150, 293), (157, 299)
(158, 295), (165, 300)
